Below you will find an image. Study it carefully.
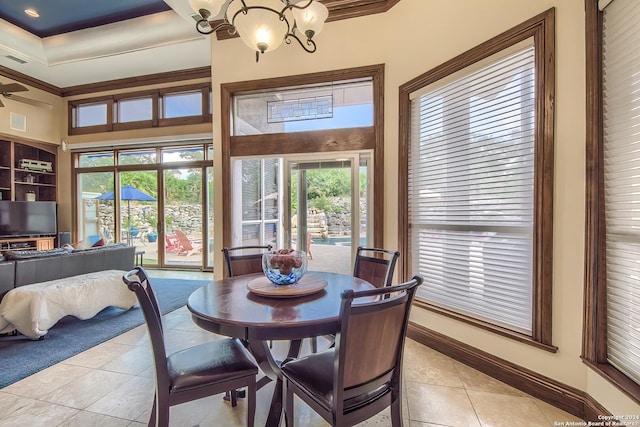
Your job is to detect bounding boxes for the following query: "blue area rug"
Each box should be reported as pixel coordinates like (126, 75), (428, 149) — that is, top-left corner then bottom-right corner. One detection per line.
(0, 277), (211, 389)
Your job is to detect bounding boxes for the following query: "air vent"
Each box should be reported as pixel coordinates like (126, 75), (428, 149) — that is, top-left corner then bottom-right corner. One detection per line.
(10, 113), (26, 132)
(5, 55), (27, 64)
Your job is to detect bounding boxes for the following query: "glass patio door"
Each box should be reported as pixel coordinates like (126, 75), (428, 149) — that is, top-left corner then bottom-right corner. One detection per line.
(163, 167), (203, 267)
(230, 152), (372, 275)
(284, 154), (368, 275)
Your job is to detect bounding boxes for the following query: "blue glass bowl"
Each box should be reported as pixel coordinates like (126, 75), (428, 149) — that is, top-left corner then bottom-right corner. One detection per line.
(262, 250), (307, 285)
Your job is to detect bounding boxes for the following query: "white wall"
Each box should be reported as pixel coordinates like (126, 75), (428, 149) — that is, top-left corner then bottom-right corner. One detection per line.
(209, 0), (640, 415)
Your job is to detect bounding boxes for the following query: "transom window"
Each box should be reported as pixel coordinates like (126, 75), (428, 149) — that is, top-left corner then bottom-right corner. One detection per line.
(164, 91), (202, 118)
(118, 97), (153, 123)
(76, 102), (108, 127)
(69, 84), (211, 135)
(232, 78), (373, 136)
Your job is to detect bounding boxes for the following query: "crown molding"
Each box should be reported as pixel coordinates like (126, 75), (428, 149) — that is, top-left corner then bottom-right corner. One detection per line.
(0, 64), (61, 95)
(1, 64), (212, 98)
(61, 67), (211, 97)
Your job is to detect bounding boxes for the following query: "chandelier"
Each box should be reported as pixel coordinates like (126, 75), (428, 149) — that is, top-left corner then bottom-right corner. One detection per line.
(188, 0), (329, 62)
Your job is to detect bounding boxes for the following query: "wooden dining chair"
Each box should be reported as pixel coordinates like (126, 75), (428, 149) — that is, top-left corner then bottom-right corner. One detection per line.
(353, 246), (401, 288)
(312, 246), (401, 353)
(282, 275), (423, 427)
(221, 244), (273, 399)
(222, 245), (273, 277)
(122, 266), (258, 427)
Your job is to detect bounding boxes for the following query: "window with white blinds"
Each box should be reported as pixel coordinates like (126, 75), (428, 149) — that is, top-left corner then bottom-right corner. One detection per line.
(408, 39), (536, 334)
(602, 0), (640, 385)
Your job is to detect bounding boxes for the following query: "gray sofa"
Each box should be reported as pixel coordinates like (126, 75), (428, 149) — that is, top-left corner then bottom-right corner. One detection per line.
(0, 244), (135, 302)
(0, 244), (136, 338)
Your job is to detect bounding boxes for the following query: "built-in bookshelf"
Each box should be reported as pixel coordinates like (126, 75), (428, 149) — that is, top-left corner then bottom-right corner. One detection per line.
(0, 139), (57, 202)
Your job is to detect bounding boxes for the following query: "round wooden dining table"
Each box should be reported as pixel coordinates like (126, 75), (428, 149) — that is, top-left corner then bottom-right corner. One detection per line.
(187, 271), (374, 427)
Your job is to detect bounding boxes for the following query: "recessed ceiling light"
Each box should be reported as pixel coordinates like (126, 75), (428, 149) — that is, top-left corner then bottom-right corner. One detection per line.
(24, 9), (39, 18)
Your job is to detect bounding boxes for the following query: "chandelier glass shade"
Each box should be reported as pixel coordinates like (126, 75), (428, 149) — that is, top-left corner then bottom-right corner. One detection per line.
(188, 0), (329, 61)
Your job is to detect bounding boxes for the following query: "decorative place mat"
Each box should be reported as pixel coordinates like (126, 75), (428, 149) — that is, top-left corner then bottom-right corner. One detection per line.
(246, 274), (327, 298)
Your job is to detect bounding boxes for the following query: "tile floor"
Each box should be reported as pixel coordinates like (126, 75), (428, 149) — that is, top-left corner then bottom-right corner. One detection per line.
(0, 269), (585, 427)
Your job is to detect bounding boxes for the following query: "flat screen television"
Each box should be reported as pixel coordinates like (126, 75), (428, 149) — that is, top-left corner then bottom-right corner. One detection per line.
(0, 201), (57, 238)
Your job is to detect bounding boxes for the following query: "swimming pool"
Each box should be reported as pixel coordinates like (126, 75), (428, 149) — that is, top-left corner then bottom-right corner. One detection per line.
(311, 236), (366, 246)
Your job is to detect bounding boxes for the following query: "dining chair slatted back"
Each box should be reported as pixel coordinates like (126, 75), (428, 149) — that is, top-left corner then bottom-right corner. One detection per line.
(222, 245), (273, 278)
(282, 275), (423, 427)
(311, 246), (400, 353)
(311, 246), (402, 354)
(353, 246), (400, 289)
(123, 266), (258, 427)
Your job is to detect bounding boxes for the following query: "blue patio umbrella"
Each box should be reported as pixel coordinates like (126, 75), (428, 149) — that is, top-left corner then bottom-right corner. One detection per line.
(95, 185), (156, 242)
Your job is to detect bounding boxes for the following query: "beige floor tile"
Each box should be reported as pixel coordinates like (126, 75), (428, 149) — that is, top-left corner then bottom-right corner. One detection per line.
(99, 344), (153, 376)
(454, 361), (527, 397)
(40, 369), (133, 409)
(467, 390), (551, 427)
(534, 398), (584, 424)
(406, 381), (481, 427)
(162, 306), (192, 323)
(174, 394), (247, 427)
(352, 407), (405, 426)
(108, 325), (149, 347)
(0, 392), (36, 418)
(64, 341), (136, 369)
(84, 375), (153, 421)
(58, 410), (132, 427)
(403, 339), (465, 388)
(410, 422), (456, 427)
(137, 364), (155, 379)
(3, 362), (91, 400)
(163, 329), (222, 354)
(275, 392), (329, 427)
(0, 395), (79, 427)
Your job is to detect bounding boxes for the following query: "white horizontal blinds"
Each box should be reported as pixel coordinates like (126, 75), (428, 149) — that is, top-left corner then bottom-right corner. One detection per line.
(408, 40), (535, 334)
(598, 0), (615, 11)
(602, 0), (640, 385)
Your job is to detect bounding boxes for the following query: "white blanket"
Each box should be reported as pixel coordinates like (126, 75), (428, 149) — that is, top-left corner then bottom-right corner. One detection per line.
(0, 270), (137, 339)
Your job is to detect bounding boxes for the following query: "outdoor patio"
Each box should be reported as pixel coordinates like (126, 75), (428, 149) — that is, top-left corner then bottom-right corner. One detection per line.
(133, 238), (353, 274)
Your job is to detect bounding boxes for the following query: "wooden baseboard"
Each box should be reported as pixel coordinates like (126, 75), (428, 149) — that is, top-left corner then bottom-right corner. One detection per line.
(407, 323), (611, 422)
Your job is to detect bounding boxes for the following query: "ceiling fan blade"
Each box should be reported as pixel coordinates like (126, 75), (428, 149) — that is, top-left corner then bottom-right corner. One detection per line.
(0, 83), (28, 93)
(4, 94), (53, 110)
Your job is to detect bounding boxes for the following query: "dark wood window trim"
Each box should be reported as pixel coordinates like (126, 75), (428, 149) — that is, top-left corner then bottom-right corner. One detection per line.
(68, 83), (212, 135)
(583, 0), (640, 405)
(398, 9), (555, 347)
(72, 143), (214, 270)
(220, 64), (385, 250)
(229, 127), (375, 157)
(111, 90), (158, 131)
(68, 97), (114, 135)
